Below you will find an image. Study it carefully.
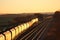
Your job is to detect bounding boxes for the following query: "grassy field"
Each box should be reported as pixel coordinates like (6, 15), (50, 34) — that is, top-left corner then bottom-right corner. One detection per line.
(0, 13), (35, 33)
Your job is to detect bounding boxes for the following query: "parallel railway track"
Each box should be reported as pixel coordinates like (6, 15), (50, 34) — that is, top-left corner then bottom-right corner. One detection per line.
(16, 18), (52, 40)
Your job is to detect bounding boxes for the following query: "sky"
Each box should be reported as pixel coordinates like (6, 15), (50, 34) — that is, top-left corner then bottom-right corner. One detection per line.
(0, 0), (60, 14)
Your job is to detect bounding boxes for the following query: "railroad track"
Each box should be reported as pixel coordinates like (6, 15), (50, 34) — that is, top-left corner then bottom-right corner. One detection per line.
(16, 19), (52, 40)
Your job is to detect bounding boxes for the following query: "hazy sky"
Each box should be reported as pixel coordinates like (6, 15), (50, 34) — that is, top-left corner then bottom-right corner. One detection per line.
(0, 0), (60, 14)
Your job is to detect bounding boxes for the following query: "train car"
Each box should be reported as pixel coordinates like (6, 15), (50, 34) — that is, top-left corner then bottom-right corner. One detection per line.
(34, 13), (43, 21)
